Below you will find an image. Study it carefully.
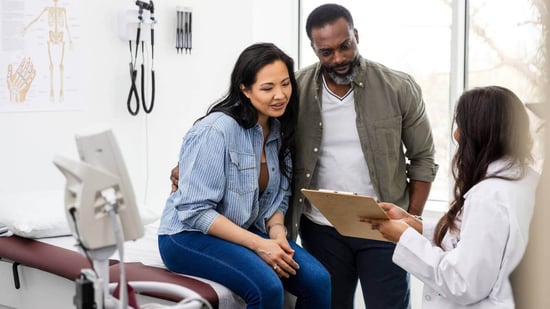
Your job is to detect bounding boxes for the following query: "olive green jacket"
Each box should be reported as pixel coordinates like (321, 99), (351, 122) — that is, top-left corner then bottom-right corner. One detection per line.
(286, 56), (439, 240)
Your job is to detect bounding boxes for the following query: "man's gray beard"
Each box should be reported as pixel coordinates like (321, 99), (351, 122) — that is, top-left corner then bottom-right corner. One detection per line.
(327, 62), (359, 85)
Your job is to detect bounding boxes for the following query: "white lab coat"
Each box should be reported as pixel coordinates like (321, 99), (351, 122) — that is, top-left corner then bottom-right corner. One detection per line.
(393, 159), (539, 308)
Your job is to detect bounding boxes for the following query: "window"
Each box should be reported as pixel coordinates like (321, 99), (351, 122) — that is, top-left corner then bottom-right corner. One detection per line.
(299, 0), (453, 211)
(467, 0), (546, 171)
(299, 0), (547, 212)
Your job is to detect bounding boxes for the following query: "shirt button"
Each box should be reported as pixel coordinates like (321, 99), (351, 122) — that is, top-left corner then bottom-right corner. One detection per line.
(313, 148), (318, 152)
(299, 198), (303, 203)
(319, 122), (322, 127)
(425, 295), (431, 301)
(306, 173), (311, 178)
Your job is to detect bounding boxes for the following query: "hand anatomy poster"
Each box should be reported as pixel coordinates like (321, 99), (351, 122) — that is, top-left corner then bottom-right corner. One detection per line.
(0, 0), (82, 112)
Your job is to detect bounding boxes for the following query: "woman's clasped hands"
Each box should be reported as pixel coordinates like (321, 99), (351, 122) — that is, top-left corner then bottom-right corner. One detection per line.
(255, 237), (299, 278)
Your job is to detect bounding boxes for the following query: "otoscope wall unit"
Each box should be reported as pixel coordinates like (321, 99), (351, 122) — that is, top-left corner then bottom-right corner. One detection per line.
(120, 1), (157, 116)
(118, 5), (157, 42)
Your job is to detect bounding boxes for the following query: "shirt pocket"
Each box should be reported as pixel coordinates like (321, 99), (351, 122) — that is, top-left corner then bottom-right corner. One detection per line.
(228, 151), (257, 194)
(373, 116), (402, 158)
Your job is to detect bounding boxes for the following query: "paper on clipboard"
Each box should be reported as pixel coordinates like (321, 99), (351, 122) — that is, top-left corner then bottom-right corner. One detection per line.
(301, 188), (389, 242)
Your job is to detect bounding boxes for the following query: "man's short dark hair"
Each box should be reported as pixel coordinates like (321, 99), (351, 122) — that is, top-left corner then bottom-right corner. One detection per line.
(305, 3), (354, 40)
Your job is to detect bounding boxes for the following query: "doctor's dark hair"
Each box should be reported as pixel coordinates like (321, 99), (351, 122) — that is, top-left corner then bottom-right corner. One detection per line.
(433, 86), (533, 247)
(206, 42), (299, 182)
(305, 3), (354, 40)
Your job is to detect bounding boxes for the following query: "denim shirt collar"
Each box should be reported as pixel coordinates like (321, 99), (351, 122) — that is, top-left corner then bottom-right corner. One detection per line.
(254, 117), (282, 145)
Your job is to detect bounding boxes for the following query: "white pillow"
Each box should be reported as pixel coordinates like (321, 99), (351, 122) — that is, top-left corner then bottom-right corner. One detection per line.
(0, 190), (71, 238)
(0, 190), (160, 239)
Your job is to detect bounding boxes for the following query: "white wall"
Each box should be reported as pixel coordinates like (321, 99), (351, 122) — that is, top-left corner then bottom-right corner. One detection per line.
(510, 29), (550, 309)
(0, 0), (297, 215)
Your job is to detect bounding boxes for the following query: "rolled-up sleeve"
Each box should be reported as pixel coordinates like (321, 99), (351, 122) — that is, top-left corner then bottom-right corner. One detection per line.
(173, 125), (226, 233)
(399, 76), (438, 182)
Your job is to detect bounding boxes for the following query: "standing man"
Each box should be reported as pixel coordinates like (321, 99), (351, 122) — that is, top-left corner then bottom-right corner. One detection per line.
(288, 4), (438, 308)
(170, 4), (437, 308)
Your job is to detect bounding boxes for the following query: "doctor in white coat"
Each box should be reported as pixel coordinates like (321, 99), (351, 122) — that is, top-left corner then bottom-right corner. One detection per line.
(365, 86), (540, 309)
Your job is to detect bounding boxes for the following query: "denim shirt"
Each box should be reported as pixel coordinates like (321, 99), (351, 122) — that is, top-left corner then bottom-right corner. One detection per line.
(158, 112), (291, 235)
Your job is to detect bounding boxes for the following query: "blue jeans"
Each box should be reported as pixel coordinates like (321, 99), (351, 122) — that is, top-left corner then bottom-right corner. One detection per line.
(300, 215), (410, 309)
(158, 230), (331, 309)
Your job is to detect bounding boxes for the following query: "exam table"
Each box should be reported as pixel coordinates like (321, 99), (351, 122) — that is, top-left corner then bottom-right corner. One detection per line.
(0, 222), (246, 309)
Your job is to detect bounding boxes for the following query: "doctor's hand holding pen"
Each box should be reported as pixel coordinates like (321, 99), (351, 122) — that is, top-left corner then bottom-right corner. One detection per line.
(360, 203), (423, 243)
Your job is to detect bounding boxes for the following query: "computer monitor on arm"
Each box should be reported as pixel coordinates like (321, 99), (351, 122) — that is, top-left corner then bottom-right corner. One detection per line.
(53, 129), (144, 309)
(53, 129), (211, 309)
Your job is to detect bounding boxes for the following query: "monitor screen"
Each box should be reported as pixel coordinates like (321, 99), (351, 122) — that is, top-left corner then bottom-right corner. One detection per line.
(53, 129), (144, 250)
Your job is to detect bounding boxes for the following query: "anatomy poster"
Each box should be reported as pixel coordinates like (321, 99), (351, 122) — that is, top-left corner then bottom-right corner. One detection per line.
(0, 0), (82, 112)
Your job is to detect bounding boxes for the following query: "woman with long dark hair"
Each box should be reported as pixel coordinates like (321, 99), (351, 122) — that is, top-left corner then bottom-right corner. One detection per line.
(365, 86), (539, 308)
(158, 43), (330, 309)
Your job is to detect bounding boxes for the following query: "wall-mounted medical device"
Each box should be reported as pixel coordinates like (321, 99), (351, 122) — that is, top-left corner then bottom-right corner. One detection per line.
(118, 2), (156, 42)
(176, 6), (192, 54)
(119, 1), (157, 116)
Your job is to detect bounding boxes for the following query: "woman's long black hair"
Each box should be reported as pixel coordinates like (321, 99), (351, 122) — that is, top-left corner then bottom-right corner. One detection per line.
(433, 86), (533, 247)
(203, 42), (299, 183)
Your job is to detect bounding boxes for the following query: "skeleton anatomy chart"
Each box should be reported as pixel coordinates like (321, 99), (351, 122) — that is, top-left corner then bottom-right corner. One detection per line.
(0, 0), (82, 112)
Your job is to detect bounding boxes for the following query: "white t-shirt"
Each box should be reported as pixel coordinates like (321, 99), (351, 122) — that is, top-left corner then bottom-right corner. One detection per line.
(304, 77), (378, 226)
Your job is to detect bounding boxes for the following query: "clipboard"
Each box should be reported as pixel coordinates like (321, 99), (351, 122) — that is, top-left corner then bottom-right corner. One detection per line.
(301, 188), (389, 242)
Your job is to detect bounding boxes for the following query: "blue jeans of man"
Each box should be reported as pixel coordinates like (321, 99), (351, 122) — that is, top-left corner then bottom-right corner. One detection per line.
(158, 229), (331, 309)
(300, 215), (410, 309)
